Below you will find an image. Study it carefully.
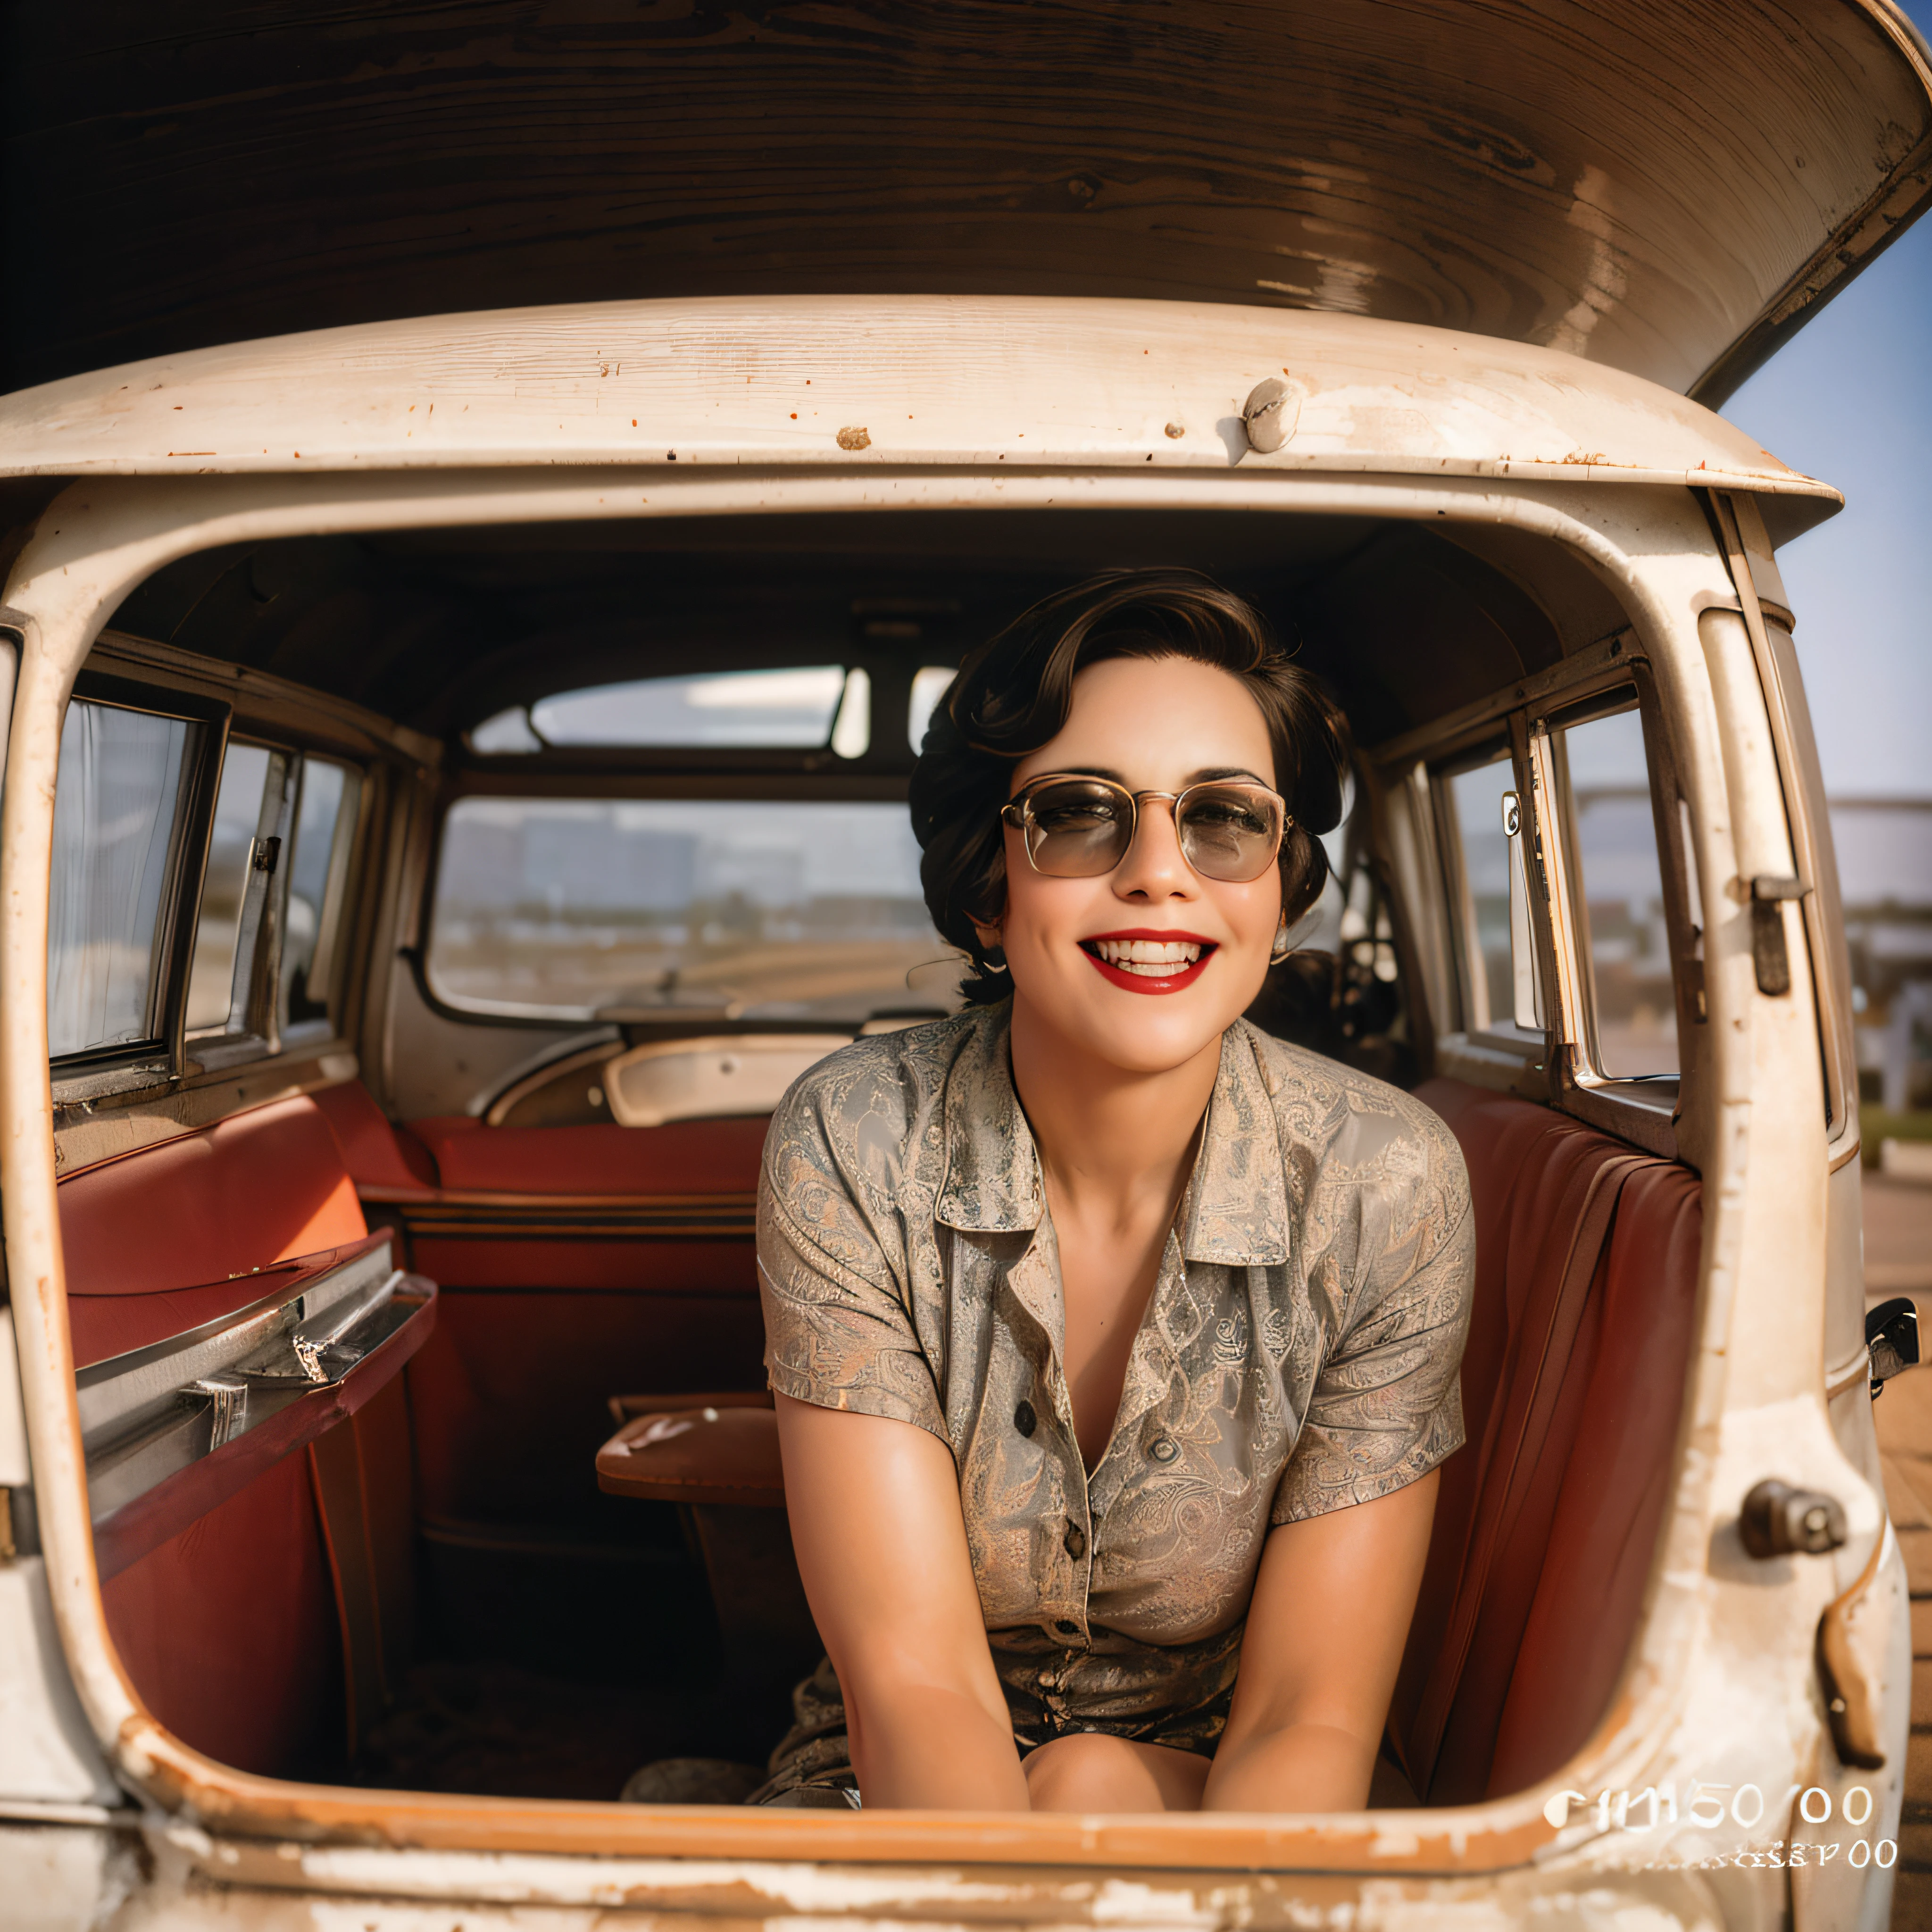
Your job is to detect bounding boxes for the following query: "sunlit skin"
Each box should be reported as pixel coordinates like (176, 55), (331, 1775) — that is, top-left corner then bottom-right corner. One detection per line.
(776, 655), (1439, 1812)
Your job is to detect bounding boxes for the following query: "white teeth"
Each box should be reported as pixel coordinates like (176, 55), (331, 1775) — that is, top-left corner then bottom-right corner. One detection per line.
(1092, 938), (1203, 975)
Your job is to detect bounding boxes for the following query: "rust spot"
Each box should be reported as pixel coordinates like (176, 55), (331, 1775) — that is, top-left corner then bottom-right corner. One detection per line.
(836, 426), (871, 451)
(1164, 422), (1185, 439)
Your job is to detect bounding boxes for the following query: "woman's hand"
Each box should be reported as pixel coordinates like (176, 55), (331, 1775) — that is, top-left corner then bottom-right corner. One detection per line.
(774, 1394), (1030, 1810)
(1202, 1470), (1439, 1812)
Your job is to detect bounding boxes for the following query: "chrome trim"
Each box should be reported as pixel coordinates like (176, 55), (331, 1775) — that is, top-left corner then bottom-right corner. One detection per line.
(75, 1239), (409, 1524)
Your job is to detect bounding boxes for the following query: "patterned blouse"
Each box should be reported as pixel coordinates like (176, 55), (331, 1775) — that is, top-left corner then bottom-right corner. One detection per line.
(754, 1002), (1473, 1800)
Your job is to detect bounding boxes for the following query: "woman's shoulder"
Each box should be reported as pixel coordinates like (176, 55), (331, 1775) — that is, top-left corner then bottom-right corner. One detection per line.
(763, 1008), (987, 1182)
(1232, 1020), (1470, 1209)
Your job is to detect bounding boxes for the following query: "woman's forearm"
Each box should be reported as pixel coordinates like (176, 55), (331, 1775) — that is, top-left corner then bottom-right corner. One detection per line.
(1199, 1720), (1377, 1813)
(845, 1681), (1033, 1810)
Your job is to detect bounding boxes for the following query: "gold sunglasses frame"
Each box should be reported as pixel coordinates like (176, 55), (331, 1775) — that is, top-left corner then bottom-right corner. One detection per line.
(998, 774), (1293, 883)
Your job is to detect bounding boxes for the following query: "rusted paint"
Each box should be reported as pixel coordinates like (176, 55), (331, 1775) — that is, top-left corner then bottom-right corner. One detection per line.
(0, 457), (1894, 1922)
(0, 300), (1843, 549)
(114, 1706), (1556, 1871)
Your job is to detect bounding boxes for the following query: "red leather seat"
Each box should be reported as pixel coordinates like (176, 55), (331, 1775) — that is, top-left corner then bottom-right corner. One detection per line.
(1397, 1079), (1702, 1803)
(60, 1094), (369, 1364)
(60, 1086), (423, 1779)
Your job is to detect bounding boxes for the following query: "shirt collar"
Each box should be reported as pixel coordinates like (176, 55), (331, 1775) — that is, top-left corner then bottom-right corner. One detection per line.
(1178, 1019), (1292, 1267)
(934, 1003), (1044, 1233)
(933, 1008), (1290, 1266)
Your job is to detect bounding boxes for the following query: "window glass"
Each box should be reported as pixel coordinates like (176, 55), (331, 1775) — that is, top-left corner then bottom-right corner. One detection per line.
(907, 665), (957, 751)
(281, 757), (360, 1028)
(1446, 754), (1541, 1032)
(429, 797), (956, 1024)
(828, 667), (871, 760)
(47, 700), (192, 1059)
(185, 744), (275, 1033)
(1555, 701), (1677, 1077)
(470, 666), (858, 752)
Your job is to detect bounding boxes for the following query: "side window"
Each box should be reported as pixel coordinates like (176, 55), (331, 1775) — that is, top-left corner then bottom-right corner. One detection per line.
(907, 665), (957, 751)
(184, 743), (290, 1038)
(48, 699), (198, 1061)
(1441, 748), (1544, 1035)
(1544, 695), (1682, 1079)
(281, 756), (361, 1031)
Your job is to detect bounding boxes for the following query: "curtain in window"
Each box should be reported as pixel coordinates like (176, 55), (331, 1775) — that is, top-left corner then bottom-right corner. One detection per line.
(47, 703), (188, 1058)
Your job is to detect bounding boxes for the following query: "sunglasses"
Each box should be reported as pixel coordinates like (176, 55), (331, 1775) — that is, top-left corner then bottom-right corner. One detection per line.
(999, 774), (1291, 883)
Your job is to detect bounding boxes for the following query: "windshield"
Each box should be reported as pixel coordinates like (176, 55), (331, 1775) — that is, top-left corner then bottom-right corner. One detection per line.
(427, 795), (958, 1024)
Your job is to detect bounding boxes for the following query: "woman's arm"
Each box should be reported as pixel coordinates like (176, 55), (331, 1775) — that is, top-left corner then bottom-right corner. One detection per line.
(774, 1392), (1030, 1810)
(1201, 1469), (1438, 1812)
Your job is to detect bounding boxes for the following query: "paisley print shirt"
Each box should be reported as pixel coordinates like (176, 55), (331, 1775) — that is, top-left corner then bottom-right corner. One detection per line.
(755, 1003), (1473, 1789)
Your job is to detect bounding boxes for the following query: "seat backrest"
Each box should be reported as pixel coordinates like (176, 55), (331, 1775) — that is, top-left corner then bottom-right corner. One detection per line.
(59, 1092), (368, 1364)
(1397, 1079), (1702, 1803)
(58, 1084), (411, 1780)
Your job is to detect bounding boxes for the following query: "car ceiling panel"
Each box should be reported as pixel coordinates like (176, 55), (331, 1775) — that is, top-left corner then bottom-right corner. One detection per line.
(2, 0), (1927, 400)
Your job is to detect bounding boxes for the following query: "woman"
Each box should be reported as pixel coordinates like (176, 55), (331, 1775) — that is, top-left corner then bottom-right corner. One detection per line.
(755, 570), (1472, 1812)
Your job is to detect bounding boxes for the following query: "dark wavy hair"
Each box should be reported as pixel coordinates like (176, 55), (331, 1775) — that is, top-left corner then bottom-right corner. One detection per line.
(909, 569), (1350, 1005)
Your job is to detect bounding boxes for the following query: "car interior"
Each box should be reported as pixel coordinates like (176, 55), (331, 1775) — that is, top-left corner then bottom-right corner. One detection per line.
(42, 501), (1716, 1809)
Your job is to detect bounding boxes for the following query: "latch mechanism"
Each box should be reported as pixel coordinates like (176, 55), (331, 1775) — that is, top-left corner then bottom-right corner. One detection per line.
(1740, 1478), (1846, 1557)
(0, 1485), (40, 1562)
(1867, 1296), (1921, 1400)
(1746, 874), (1809, 997)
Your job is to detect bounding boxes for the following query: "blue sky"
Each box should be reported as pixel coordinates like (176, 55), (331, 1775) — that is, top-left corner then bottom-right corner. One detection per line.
(1723, 0), (1930, 800)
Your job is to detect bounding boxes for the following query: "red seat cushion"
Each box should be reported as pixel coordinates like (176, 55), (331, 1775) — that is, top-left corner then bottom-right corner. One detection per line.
(405, 1114), (767, 1196)
(1399, 1080), (1701, 1802)
(59, 1093), (368, 1365)
(1485, 1159), (1701, 1795)
(312, 1079), (440, 1192)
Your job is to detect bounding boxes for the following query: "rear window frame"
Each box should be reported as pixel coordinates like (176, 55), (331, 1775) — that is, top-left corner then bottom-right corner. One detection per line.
(1395, 633), (1703, 1157)
(47, 650), (388, 1115)
(1533, 668), (1705, 1101)
(47, 672), (230, 1091)
(416, 766), (949, 1036)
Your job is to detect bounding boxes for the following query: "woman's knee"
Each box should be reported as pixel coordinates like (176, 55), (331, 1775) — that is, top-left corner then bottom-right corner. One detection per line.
(1023, 1732), (1151, 1810)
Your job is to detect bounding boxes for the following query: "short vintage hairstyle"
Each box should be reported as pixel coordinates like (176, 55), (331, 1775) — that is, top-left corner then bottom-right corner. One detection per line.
(909, 569), (1350, 1004)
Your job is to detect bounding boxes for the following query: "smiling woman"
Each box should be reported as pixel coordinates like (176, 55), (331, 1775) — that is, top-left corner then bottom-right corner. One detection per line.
(747, 572), (1475, 1811)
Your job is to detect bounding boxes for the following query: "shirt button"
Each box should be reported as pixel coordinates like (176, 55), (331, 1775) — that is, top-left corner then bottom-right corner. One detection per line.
(1014, 1400), (1036, 1437)
(1054, 1619), (1080, 1637)
(1063, 1523), (1087, 1559)
(1148, 1436), (1179, 1464)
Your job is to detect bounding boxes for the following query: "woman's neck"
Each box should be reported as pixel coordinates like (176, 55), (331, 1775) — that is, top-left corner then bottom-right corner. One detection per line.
(1006, 996), (1223, 1219)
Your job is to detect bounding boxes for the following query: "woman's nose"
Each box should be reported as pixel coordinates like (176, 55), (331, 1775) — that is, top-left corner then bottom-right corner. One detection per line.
(1113, 797), (1197, 899)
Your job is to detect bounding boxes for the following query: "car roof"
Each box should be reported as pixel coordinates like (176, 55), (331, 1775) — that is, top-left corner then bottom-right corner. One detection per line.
(3, 0), (1928, 405)
(0, 295), (1844, 539)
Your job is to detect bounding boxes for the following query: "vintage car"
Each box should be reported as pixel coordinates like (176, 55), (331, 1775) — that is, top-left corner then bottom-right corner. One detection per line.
(1, 2), (1930, 1927)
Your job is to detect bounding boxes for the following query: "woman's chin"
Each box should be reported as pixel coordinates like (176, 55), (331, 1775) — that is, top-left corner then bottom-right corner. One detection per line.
(1013, 978), (1258, 1077)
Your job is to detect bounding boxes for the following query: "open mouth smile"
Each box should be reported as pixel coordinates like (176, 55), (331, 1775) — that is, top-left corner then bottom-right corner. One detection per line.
(1078, 930), (1217, 994)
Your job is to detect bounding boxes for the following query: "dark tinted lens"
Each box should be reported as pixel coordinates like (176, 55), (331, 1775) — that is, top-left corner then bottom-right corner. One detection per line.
(1176, 786), (1282, 881)
(1023, 780), (1133, 876)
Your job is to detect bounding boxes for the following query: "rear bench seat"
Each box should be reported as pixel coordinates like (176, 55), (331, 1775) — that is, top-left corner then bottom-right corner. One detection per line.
(1391, 1079), (1703, 1803)
(66, 1073), (1697, 1801)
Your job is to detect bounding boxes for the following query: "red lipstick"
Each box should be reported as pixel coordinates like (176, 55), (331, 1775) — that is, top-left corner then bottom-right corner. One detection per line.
(1078, 929), (1218, 996)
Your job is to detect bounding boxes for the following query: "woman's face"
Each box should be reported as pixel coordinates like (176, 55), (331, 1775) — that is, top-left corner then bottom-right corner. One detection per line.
(992, 655), (1285, 1077)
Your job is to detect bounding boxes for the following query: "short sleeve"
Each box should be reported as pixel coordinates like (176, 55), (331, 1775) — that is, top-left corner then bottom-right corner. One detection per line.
(758, 1075), (949, 1442)
(1271, 1122), (1474, 1524)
